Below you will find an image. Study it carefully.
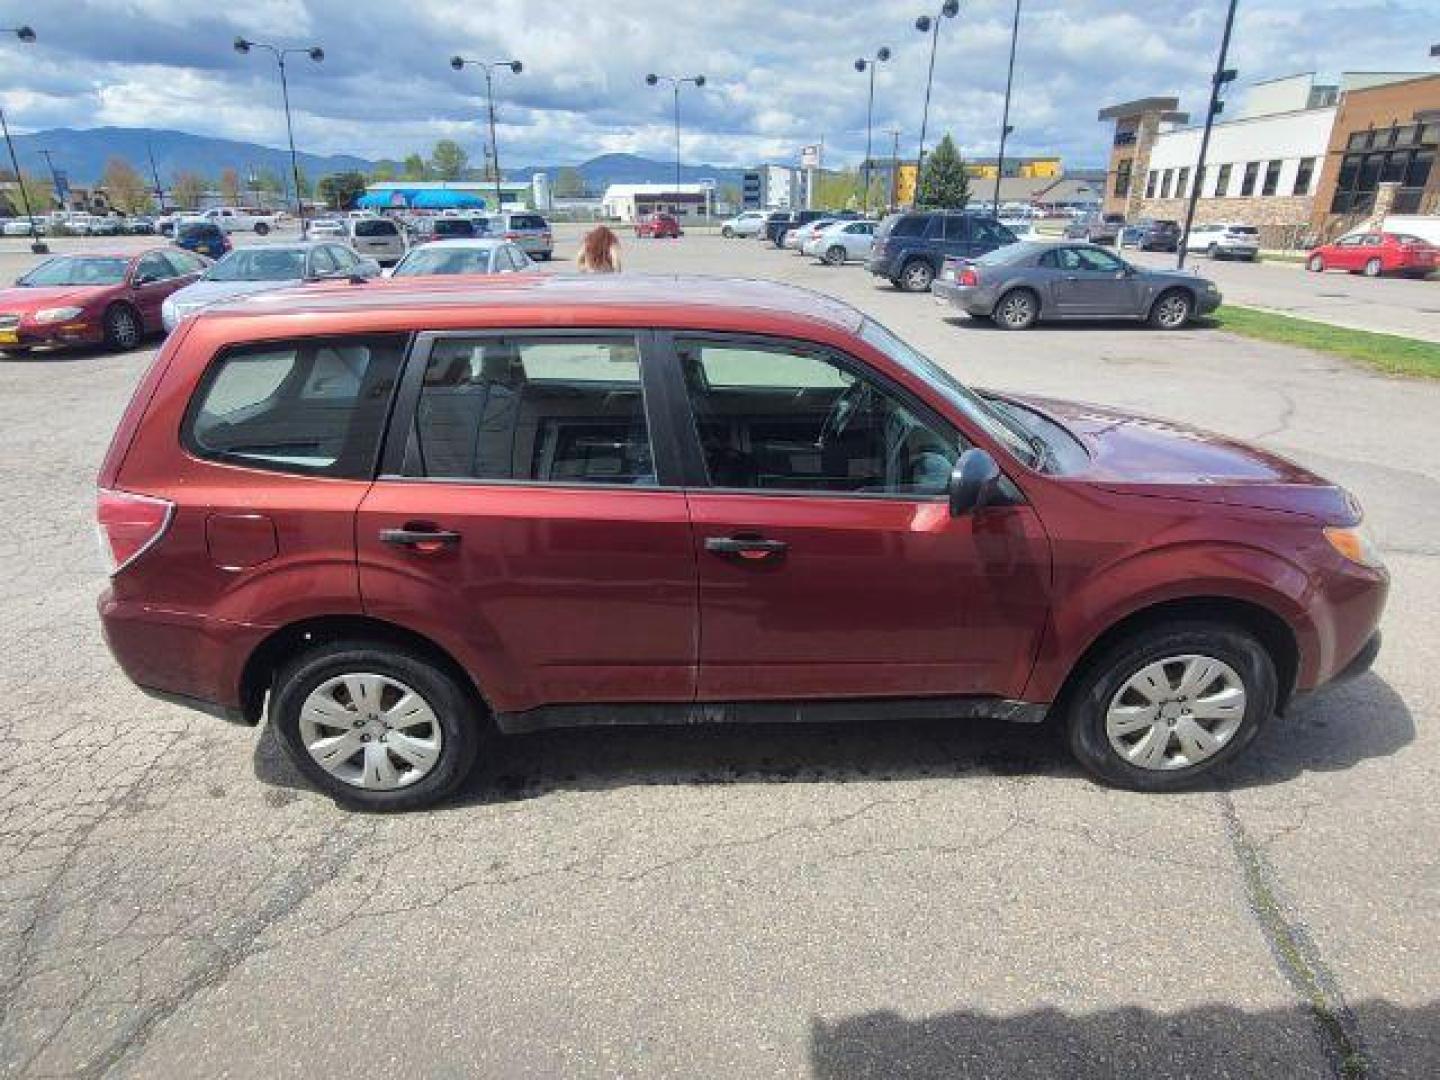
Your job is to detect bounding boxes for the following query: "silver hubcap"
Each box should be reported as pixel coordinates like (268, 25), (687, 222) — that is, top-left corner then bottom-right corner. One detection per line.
(905, 265), (931, 289)
(1105, 654), (1247, 771)
(1000, 294), (1032, 326)
(1156, 296), (1189, 327)
(299, 673), (443, 790)
(111, 309), (139, 345)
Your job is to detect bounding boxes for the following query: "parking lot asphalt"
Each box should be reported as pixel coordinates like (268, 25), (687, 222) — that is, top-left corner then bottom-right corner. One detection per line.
(0, 223), (1436, 1078)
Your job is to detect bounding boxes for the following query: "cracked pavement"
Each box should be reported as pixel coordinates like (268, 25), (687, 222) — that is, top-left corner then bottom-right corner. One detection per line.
(0, 227), (1436, 1077)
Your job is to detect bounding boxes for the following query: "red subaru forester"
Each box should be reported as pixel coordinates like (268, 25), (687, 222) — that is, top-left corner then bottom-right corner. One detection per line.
(98, 275), (1387, 810)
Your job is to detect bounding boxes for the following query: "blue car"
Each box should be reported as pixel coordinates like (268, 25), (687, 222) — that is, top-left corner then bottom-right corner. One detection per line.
(174, 221), (231, 260)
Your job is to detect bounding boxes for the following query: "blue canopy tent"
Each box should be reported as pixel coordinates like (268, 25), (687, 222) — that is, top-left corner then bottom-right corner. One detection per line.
(356, 190), (414, 209)
(408, 189), (486, 210)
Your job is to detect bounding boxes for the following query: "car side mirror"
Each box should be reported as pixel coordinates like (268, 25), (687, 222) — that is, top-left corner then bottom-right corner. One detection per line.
(948, 447), (1001, 517)
(134, 273), (157, 286)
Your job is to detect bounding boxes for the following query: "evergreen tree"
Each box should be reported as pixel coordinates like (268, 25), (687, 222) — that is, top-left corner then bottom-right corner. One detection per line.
(917, 133), (970, 210)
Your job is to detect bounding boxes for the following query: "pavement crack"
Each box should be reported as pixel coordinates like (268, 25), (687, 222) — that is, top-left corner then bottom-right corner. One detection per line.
(1217, 792), (1370, 1079)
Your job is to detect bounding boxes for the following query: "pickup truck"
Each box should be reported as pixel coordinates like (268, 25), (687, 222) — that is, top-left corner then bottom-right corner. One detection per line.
(199, 207), (284, 235)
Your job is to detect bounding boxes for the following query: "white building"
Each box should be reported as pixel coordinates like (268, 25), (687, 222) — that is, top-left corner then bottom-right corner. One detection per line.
(600, 182), (715, 222)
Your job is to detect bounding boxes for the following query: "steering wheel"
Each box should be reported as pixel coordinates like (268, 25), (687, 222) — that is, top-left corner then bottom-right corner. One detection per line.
(817, 380), (872, 449)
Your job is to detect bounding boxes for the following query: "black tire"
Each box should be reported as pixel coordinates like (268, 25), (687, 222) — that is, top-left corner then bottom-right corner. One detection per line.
(993, 288), (1039, 330)
(1307, 254), (1324, 272)
(773, 232), (789, 249)
(102, 303), (143, 351)
(1064, 620), (1277, 791)
(537, 251), (552, 261)
(1363, 257), (1382, 278)
(254, 222), (270, 236)
(898, 258), (934, 292)
(823, 244), (847, 266)
(1148, 288), (1193, 330)
(1207, 243), (1219, 259)
(270, 641), (482, 811)
(721, 226), (734, 239)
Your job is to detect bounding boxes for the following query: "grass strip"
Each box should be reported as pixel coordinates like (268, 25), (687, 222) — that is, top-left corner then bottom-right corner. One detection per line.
(1210, 304), (1440, 379)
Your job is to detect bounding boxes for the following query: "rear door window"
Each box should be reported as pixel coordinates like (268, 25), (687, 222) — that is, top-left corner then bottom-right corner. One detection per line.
(889, 215), (931, 238)
(184, 335), (408, 477)
(942, 216), (969, 241)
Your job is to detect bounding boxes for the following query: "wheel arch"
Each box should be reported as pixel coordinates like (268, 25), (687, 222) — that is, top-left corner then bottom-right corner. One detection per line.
(1147, 283), (1201, 320)
(239, 614), (490, 725)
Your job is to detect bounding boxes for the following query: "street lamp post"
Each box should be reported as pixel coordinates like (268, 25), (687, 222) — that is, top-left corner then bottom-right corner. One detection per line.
(854, 47), (891, 215)
(233, 36), (324, 228)
(992, 0), (1021, 215)
(1177, 0), (1238, 271)
(646, 73), (706, 205)
(912, 0), (960, 206)
(451, 56), (523, 211)
(1, 25), (45, 252)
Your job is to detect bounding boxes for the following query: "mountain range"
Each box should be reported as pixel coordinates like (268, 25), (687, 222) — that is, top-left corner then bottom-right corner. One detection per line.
(7, 126), (749, 193)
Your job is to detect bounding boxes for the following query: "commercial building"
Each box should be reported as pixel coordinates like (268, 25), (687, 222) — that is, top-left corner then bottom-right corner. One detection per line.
(1099, 71), (1439, 247)
(363, 179), (538, 211)
(742, 165), (803, 211)
(859, 157), (1098, 212)
(599, 182), (716, 222)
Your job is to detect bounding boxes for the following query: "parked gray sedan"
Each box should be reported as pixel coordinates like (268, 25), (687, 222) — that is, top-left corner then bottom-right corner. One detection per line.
(931, 241), (1221, 330)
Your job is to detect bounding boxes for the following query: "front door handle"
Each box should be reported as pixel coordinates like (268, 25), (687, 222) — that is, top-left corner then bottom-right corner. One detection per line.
(380, 525), (461, 553)
(705, 535), (788, 560)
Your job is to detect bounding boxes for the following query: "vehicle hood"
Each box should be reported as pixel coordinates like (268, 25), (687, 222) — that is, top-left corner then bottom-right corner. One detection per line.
(167, 278), (299, 312)
(1004, 393), (1355, 522)
(0, 285), (111, 312)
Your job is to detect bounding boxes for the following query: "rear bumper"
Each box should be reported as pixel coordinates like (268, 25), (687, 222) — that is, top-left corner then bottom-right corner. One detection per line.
(931, 279), (995, 315)
(866, 254), (897, 278)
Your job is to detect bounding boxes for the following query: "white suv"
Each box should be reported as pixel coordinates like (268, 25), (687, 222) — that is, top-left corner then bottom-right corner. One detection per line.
(720, 211), (767, 239)
(1183, 222), (1260, 261)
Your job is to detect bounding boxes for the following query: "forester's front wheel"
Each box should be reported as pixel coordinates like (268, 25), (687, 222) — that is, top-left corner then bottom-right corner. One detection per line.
(271, 641), (481, 811)
(1064, 621), (1277, 791)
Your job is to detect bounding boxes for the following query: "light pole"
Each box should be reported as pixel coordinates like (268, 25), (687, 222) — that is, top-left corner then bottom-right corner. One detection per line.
(913, 0), (960, 206)
(854, 47), (891, 215)
(233, 36), (324, 228)
(451, 56), (523, 211)
(1177, 0), (1237, 270)
(646, 73), (706, 205)
(1, 24), (45, 252)
(992, 0), (1021, 215)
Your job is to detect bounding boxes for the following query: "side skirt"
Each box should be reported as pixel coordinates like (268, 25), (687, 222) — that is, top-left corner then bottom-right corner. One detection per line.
(495, 696), (1049, 735)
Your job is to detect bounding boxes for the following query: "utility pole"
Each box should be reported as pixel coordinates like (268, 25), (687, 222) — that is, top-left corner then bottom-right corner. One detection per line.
(889, 129), (901, 211)
(993, 0), (1022, 215)
(1177, 0), (1238, 270)
(146, 142), (166, 211)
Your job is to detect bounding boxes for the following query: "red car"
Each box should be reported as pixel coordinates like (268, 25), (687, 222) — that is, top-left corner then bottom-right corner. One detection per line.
(97, 276), (1387, 810)
(0, 248), (207, 356)
(635, 212), (682, 239)
(1306, 231), (1438, 278)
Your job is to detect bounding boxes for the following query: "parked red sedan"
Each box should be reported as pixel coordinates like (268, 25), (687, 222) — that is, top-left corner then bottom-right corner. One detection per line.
(97, 276), (1386, 810)
(634, 212), (682, 239)
(0, 248), (207, 356)
(1307, 231), (1437, 278)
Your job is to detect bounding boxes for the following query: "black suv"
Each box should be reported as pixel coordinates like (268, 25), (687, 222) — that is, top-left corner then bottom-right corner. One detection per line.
(867, 211), (1019, 291)
(763, 209), (855, 248)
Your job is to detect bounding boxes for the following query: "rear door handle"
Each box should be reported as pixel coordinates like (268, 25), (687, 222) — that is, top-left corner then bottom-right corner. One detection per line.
(380, 525), (461, 552)
(705, 535), (788, 560)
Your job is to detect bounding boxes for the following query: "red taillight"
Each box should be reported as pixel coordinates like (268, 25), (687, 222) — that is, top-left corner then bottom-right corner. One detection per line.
(503, 232), (520, 240)
(96, 488), (174, 575)
(959, 267), (979, 287)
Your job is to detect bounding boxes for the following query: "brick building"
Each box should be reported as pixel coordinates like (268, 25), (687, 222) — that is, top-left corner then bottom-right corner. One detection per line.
(1099, 72), (1439, 248)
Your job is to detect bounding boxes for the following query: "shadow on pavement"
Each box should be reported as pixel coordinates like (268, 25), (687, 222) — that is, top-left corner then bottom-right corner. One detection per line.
(808, 999), (1439, 1078)
(942, 315), (1218, 333)
(251, 674), (1412, 808)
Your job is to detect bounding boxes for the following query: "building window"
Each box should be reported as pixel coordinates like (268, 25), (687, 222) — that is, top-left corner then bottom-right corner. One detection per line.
(1160, 169), (1173, 198)
(1215, 163), (1232, 197)
(1114, 159), (1132, 198)
(1146, 170), (1157, 198)
(1261, 161), (1282, 196)
(1293, 157), (1316, 196)
(1240, 162), (1259, 196)
(1175, 167), (1190, 198)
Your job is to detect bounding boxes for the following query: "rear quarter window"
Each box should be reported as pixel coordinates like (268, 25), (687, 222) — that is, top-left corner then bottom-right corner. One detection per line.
(183, 335), (408, 478)
(889, 215), (932, 238)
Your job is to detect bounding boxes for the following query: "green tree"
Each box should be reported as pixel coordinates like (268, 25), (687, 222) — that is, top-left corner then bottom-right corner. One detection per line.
(552, 167), (585, 198)
(171, 170), (206, 210)
(815, 169), (862, 210)
(916, 133), (970, 210)
(0, 170), (52, 216)
(218, 167), (242, 206)
(370, 160), (398, 182)
(101, 157), (153, 214)
(429, 140), (469, 181)
(402, 153), (431, 181)
(317, 171), (368, 210)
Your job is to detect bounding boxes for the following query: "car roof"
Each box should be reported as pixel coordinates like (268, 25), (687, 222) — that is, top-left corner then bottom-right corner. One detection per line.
(196, 274), (867, 335)
(408, 238), (507, 250)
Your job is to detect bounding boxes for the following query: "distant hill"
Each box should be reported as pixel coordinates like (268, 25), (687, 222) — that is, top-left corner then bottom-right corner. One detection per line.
(508, 153), (748, 193)
(8, 126), (376, 185)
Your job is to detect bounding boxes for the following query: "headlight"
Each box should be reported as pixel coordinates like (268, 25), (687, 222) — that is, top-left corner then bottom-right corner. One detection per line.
(1324, 522), (1384, 569)
(33, 306), (84, 323)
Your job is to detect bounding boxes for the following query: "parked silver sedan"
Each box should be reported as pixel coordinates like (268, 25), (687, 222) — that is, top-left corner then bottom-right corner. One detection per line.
(802, 219), (877, 265)
(931, 241), (1221, 330)
(387, 238), (534, 277)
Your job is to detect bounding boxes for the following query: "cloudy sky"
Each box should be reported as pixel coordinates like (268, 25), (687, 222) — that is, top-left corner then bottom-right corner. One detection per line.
(1, 0), (1435, 169)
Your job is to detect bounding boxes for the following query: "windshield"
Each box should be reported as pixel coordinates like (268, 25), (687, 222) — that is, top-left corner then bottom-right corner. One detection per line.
(433, 219), (480, 237)
(393, 247), (495, 276)
(205, 248), (307, 282)
(859, 317), (1042, 469)
(19, 257), (128, 287)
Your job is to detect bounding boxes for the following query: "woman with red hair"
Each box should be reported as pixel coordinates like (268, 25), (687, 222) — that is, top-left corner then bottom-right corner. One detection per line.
(577, 225), (623, 273)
